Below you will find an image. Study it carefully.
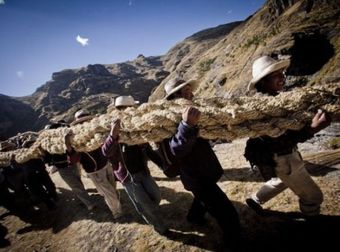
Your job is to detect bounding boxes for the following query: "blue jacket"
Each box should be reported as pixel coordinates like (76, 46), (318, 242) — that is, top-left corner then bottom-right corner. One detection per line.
(168, 121), (223, 191)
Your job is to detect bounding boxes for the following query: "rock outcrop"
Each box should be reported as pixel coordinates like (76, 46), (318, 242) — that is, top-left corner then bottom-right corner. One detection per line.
(9, 56), (169, 137)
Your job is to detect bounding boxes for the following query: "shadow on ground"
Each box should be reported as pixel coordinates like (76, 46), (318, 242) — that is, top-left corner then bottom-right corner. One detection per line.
(1, 187), (147, 236)
(243, 209), (340, 252)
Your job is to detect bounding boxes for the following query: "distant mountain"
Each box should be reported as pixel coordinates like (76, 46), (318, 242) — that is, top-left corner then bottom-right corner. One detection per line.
(0, 94), (48, 140)
(1, 0), (339, 140)
(3, 55), (168, 135)
(0, 55), (168, 140)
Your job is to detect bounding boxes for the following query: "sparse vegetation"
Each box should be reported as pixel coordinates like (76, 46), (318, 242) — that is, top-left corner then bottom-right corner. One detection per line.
(243, 23), (280, 50)
(198, 58), (215, 74)
(243, 35), (265, 48)
(96, 106), (107, 115)
(325, 137), (340, 149)
(269, 23), (281, 36)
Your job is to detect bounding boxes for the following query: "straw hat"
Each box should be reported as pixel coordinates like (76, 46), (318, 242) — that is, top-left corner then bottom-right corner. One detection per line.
(247, 55), (290, 91)
(75, 109), (90, 119)
(164, 79), (198, 100)
(71, 109), (94, 126)
(114, 95), (140, 108)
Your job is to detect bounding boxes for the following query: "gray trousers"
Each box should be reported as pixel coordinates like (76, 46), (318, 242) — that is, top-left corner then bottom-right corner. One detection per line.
(123, 171), (167, 233)
(87, 163), (122, 216)
(252, 151), (323, 216)
(58, 166), (93, 209)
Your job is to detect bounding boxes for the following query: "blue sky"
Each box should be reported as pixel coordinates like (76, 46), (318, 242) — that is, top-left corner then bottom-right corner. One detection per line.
(0, 0), (265, 97)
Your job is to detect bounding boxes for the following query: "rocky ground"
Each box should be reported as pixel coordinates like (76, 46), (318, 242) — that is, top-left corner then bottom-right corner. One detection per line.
(1, 126), (339, 252)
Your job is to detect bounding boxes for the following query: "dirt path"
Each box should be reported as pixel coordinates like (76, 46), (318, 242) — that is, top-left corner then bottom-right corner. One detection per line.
(1, 137), (340, 252)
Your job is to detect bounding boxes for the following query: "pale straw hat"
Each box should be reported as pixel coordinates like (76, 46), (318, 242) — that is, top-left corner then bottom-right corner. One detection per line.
(247, 55), (290, 91)
(71, 109), (93, 126)
(164, 79), (198, 100)
(114, 95), (139, 108)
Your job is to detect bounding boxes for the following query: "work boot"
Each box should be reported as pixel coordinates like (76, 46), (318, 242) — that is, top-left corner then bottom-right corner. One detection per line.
(246, 198), (265, 216)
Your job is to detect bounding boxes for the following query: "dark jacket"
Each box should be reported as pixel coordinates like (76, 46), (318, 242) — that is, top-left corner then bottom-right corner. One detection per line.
(102, 135), (129, 182)
(121, 143), (162, 175)
(168, 121), (223, 191)
(102, 135), (162, 182)
(244, 125), (314, 180)
(67, 147), (108, 173)
(257, 126), (314, 154)
(23, 158), (46, 173)
(43, 152), (69, 169)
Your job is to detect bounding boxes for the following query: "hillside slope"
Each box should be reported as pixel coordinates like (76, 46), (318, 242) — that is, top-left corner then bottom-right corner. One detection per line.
(149, 0), (340, 100)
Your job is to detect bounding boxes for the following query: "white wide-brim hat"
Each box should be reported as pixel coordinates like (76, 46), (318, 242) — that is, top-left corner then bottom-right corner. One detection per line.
(114, 95), (140, 107)
(247, 56), (290, 92)
(74, 109), (90, 119)
(71, 109), (93, 126)
(164, 79), (198, 100)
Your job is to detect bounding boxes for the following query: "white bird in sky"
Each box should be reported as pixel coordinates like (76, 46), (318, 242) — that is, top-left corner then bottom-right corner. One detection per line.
(76, 35), (89, 46)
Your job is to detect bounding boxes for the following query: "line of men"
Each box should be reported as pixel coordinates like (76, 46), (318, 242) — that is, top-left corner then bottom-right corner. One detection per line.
(0, 55), (331, 251)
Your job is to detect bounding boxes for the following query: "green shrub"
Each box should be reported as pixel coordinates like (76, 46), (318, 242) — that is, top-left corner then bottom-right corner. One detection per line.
(325, 138), (340, 149)
(244, 35), (263, 48)
(199, 58), (215, 73)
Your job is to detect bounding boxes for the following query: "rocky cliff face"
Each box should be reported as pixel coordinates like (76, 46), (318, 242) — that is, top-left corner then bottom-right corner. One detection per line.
(149, 0), (339, 100)
(1, 0), (339, 139)
(17, 55), (168, 128)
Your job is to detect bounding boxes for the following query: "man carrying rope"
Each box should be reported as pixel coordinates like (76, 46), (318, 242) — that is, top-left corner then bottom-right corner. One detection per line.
(163, 78), (241, 250)
(102, 95), (168, 235)
(244, 55), (331, 217)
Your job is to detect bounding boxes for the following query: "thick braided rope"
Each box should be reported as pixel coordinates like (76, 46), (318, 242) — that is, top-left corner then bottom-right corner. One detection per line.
(0, 83), (339, 166)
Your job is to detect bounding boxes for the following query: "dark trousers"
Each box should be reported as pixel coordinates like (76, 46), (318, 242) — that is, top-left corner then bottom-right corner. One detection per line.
(0, 183), (31, 219)
(188, 183), (241, 245)
(37, 168), (57, 199)
(25, 168), (57, 208)
(5, 170), (33, 208)
(0, 222), (10, 248)
(0, 184), (17, 212)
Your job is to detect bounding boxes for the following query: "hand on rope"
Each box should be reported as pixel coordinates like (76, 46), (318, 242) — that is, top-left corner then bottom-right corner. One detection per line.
(310, 109), (332, 134)
(183, 106), (201, 127)
(65, 131), (74, 153)
(110, 118), (121, 139)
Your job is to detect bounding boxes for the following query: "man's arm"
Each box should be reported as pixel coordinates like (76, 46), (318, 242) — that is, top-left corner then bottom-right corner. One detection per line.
(286, 109), (331, 144)
(101, 119), (122, 171)
(144, 143), (163, 168)
(64, 131), (80, 165)
(169, 106), (200, 158)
